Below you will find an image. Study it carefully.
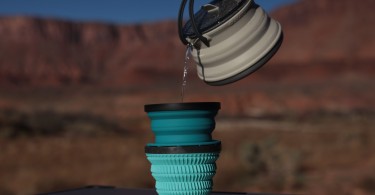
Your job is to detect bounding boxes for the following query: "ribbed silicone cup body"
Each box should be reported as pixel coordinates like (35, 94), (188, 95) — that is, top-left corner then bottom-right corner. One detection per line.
(147, 110), (218, 146)
(146, 153), (219, 195)
(145, 103), (221, 194)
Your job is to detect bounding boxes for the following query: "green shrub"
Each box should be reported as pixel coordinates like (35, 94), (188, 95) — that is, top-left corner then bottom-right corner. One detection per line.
(240, 138), (306, 191)
(0, 109), (126, 138)
(358, 176), (375, 193)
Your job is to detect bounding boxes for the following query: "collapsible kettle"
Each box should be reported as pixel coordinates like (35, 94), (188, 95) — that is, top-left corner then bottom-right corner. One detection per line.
(178, 0), (283, 85)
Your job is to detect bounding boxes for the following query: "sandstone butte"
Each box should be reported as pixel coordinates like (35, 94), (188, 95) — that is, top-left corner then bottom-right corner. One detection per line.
(0, 0), (374, 87)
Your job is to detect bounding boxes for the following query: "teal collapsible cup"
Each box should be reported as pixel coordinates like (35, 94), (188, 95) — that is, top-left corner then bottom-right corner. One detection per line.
(145, 102), (221, 195)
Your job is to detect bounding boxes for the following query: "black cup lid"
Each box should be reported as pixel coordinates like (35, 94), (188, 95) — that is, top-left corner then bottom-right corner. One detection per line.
(145, 142), (221, 154)
(144, 102), (220, 112)
(183, 0), (249, 38)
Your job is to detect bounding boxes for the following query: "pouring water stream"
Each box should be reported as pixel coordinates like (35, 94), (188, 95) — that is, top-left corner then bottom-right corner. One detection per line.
(181, 44), (193, 102)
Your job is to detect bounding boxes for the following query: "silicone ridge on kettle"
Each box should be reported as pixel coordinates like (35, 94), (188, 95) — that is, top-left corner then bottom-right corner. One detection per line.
(178, 0), (283, 86)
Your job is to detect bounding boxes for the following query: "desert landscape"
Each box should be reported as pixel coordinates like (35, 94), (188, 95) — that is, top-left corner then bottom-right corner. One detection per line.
(0, 0), (375, 194)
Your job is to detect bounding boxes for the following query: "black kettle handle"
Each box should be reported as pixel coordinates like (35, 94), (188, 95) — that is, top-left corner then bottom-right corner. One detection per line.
(178, 0), (210, 47)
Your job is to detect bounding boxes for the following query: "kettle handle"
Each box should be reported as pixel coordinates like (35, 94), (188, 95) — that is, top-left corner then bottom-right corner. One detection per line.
(178, 0), (210, 47)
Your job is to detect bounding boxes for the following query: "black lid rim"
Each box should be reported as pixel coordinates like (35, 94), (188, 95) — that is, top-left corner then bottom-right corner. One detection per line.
(144, 102), (221, 112)
(145, 142), (221, 154)
(183, 0), (252, 38)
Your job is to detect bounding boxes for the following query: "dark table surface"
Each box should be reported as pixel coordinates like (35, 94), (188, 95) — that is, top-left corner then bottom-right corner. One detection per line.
(37, 185), (285, 195)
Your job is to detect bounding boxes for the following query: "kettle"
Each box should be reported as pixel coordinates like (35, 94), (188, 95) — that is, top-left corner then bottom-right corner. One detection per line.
(178, 0), (283, 86)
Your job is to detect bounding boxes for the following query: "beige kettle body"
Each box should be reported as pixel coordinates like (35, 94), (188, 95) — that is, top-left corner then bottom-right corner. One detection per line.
(179, 0), (283, 85)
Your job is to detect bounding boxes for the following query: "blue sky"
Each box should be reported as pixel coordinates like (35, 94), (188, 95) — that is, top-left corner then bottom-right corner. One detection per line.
(0, 0), (297, 24)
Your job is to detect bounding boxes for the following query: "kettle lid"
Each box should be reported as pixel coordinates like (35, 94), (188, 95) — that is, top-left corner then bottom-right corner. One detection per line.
(183, 0), (249, 38)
